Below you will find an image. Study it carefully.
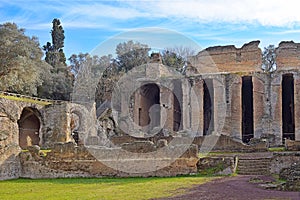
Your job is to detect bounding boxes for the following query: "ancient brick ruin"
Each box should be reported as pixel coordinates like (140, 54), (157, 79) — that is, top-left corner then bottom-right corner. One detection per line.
(127, 40), (300, 146)
(1, 40), (300, 180)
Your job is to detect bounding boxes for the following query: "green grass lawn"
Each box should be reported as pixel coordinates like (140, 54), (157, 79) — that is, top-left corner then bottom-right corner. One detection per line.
(0, 176), (217, 200)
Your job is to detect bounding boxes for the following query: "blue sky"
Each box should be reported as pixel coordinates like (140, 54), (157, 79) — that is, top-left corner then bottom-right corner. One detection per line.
(1, 0), (300, 59)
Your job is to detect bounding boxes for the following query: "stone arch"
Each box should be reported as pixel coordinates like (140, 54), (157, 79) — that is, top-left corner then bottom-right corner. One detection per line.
(70, 112), (80, 144)
(18, 107), (41, 149)
(69, 104), (91, 145)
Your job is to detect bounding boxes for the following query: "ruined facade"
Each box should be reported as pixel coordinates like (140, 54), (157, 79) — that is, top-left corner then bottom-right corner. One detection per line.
(127, 41), (300, 147)
(1, 40), (300, 180)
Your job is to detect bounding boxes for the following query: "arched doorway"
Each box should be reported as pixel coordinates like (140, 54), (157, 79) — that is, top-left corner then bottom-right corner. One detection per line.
(70, 112), (80, 144)
(138, 83), (160, 131)
(18, 107), (41, 149)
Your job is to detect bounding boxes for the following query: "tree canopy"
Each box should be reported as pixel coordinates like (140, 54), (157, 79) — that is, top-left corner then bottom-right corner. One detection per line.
(161, 46), (196, 73)
(262, 45), (277, 72)
(116, 40), (150, 72)
(0, 22), (51, 96)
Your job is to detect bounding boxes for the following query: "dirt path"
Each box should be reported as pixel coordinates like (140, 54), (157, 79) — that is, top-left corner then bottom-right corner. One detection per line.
(156, 176), (300, 200)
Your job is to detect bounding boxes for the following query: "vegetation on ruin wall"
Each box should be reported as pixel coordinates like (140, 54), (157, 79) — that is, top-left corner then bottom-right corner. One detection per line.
(0, 176), (216, 200)
(0, 94), (52, 106)
(268, 147), (286, 152)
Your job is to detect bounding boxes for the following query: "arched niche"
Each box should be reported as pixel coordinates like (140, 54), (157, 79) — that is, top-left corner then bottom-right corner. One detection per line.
(18, 107), (41, 149)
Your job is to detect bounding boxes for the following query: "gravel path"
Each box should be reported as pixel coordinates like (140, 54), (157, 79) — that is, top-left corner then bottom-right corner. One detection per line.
(156, 176), (300, 200)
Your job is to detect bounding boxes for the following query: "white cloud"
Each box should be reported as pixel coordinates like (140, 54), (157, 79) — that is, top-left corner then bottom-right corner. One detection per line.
(266, 29), (300, 35)
(3, 0), (300, 30)
(126, 0), (300, 27)
(62, 3), (150, 20)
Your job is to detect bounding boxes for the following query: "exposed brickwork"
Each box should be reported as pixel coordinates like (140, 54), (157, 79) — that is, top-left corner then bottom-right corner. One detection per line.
(191, 41), (262, 73)
(276, 41), (300, 71)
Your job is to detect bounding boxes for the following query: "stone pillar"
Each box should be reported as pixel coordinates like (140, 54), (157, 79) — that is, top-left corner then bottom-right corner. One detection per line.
(160, 85), (174, 131)
(253, 76), (265, 138)
(133, 90), (140, 126)
(181, 79), (190, 130)
(119, 89), (131, 133)
(190, 79), (203, 135)
(294, 74), (300, 141)
(213, 76), (226, 135)
(229, 75), (242, 140)
(271, 74), (282, 145)
(42, 103), (72, 148)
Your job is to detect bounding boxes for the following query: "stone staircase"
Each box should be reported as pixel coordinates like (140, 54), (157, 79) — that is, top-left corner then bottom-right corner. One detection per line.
(237, 154), (272, 175)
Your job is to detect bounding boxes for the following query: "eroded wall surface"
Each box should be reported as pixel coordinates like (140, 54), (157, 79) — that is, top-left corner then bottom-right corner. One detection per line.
(0, 98), (43, 179)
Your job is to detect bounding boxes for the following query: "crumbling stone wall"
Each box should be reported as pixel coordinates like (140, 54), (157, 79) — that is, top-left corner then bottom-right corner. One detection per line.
(276, 41), (300, 71)
(270, 152), (300, 175)
(41, 102), (92, 148)
(20, 142), (199, 178)
(279, 162), (300, 191)
(185, 41), (300, 145)
(190, 40), (261, 74)
(0, 98), (43, 179)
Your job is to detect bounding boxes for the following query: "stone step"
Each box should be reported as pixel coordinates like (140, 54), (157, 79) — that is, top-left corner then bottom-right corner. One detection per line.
(238, 166), (269, 170)
(238, 163), (270, 168)
(238, 161), (270, 165)
(238, 169), (269, 173)
(237, 167), (269, 171)
(238, 158), (271, 162)
(238, 171), (270, 175)
(238, 159), (270, 163)
(238, 160), (270, 163)
(237, 157), (271, 175)
(238, 164), (270, 168)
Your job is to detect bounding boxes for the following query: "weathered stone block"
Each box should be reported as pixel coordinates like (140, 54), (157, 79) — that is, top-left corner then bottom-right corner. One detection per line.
(285, 139), (300, 151)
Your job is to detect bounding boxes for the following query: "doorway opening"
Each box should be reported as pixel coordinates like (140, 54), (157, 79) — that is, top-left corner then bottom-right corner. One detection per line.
(18, 107), (41, 149)
(173, 80), (182, 131)
(282, 74), (295, 141)
(203, 79), (214, 135)
(242, 76), (254, 143)
(139, 83), (160, 130)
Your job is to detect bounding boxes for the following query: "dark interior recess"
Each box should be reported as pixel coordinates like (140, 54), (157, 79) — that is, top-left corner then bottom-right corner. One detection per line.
(242, 76), (254, 143)
(173, 80), (182, 132)
(282, 74), (295, 141)
(203, 79), (214, 135)
(139, 83), (160, 129)
(18, 107), (40, 149)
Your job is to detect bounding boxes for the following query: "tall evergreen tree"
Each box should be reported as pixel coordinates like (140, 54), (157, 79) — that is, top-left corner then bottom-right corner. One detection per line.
(43, 18), (66, 69)
(40, 19), (73, 100)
